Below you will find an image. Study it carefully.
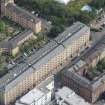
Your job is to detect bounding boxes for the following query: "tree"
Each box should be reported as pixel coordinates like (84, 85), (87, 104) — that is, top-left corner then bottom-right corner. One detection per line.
(48, 25), (64, 38)
(77, 11), (94, 24)
(89, 0), (105, 9)
(15, 0), (99, 37)
(0, 20), (6, 32)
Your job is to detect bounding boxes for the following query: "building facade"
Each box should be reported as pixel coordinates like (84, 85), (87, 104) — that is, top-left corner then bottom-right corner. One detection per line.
(0, 0), (14, 16)
(61, 39), (105, 103)
(15, 76), (54, 105)
(0, 22), (90, 105)
(1, 0), (42, 33)
(0, 29), (35, 55)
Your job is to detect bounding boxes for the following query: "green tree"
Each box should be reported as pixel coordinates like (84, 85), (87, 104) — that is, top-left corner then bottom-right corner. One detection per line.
(48, 25), (64, 38)
(0, 20), (6, 32)
(77, 11), (94, 24)
(90, 0), (105, 9)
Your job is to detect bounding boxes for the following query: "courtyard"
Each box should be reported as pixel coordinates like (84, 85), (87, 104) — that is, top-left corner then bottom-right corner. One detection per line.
(0, 17), (24, 42)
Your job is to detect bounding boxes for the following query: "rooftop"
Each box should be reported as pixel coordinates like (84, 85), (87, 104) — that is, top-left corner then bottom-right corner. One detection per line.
(55, 22), (87, 44)
(20, 88), (44, 104)
(10, 29), (33, 48)
(62, 60), (91, 89)
(0, 21), (89, 91)
(16, 76), (54, 105)
(62, 34), (105, 90)
(6, 3), (41, 23)
(56, 86), (91, 105)
(0, 29), (33, 49)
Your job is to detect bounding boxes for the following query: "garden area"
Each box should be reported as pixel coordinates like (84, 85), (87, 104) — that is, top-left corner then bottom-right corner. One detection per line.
(0, 17), (24, 77)
(85, 58), (105, 81)
(20, 33), (49, 56)
(0, 63), (8, 78)
(0, 53), (13, 78)
(0, 17), (24, 42)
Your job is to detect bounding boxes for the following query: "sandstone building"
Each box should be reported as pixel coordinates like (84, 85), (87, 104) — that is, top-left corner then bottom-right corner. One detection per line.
(0, 22), (90, 105)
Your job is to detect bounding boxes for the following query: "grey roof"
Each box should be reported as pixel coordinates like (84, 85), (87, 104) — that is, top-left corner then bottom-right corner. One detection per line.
(27, 40), (58, 65)
(10, 29), (33, 48)
(0, 62), (29, 91)
(0, 21), (89, 92)
(37, 76), (54, 94)
(16, 76), (54, 105)
(83, 35), (105, 60)
(91, 72), (105, 90)
(55, 22), (89, 44)
(0, 41), (12, 49)
(62, 60), (91, 89)
(62, 25), (89, 48)
(0, 29), (33, 50)
(5, 67), (33, 92)
(0, 40), (58, 91)
(32, 45), (64, 69)
(63, 68), (91, 89)
(6, 3), (40, 23)
(61, 34), (105, 91)
(69, 60), (105, 91)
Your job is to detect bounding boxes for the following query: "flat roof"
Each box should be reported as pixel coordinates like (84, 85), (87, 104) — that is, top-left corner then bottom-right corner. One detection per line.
(20, 88), (44, 104)
(37, 76), (54, 93)
(16, 76), (54, 105)
(56, 86), (91, 105)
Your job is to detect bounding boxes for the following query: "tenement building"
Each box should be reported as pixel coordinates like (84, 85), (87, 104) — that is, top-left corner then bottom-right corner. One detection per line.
(15, 76), (54, 105)
(0, 0), (42, 55)
(0, 0), (14, 15)
(1, 0), (42, 33)
(61, 35), (105, 103)
(0, 29), (36, 55)
(0, 22), (90, 105)
(1, 0), (14, 6)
